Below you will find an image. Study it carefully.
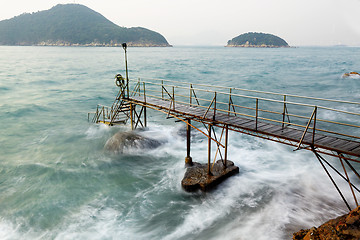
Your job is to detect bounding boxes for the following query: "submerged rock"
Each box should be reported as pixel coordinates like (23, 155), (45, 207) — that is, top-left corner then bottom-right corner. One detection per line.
(293, 206), (360, 240)
(104, 131), (161, 154)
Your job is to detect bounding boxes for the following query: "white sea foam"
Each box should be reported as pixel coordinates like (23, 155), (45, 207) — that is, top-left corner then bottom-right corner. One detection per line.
(5, 114), (353, 240)
(0, 219), (50, 240)
(85, 123), (112, 139)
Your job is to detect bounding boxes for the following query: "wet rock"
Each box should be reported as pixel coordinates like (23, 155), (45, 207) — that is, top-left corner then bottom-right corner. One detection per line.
(181, 160), (239, 192)
(342, 72), (360, 78)
(104, 131), (161, 154)
(293, 206), (360, 240)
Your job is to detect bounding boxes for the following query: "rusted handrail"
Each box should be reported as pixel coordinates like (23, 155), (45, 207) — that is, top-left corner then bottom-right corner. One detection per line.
(120, 77), (360, 145)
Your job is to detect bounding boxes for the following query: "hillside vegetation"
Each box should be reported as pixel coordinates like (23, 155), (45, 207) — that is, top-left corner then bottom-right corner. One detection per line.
(0, 4), (171, 47)
(227, 32), (289, 48)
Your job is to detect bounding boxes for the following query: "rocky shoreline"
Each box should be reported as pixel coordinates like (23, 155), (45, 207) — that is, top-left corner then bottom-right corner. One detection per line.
(34, 41), (172, 47)
(293, 206), (360, 240)
(226, 43), (290, 48)
(4, 40), (172, 47)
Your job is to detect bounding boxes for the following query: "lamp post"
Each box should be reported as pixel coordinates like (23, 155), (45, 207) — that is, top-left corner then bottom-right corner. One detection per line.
(122, 43), (129, 98)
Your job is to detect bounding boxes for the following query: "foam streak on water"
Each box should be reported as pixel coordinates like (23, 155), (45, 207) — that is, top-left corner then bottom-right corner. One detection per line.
(0, 46), (359, 239)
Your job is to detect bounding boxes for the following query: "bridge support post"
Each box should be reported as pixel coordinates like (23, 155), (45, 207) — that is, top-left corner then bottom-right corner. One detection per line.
(224, 125), (229, 167)
(208, 124), (212, 176)
(312, 148), (351, 211)
(185, 119), (193, 166)
(144, 107), (147, 128)
(130, 103), (134, 130)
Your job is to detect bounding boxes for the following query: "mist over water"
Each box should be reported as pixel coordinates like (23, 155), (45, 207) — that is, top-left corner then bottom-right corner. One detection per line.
(0, 46), (360, 239)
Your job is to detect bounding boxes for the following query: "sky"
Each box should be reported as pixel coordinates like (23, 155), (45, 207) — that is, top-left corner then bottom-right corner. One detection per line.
(1, 0), (360, 46)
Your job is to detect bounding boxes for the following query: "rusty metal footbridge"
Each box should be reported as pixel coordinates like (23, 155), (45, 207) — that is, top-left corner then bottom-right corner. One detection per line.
(88, 45), (360, 210)
(89, 74), (360, 211)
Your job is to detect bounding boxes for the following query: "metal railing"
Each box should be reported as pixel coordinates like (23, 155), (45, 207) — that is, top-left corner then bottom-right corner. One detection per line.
(88, 80), (130, 124)
(127, 77), (360, 146)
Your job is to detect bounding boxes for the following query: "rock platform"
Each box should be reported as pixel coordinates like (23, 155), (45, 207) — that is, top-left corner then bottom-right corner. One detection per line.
(293, 206), (360, 240)
(181, 160), (239, 192)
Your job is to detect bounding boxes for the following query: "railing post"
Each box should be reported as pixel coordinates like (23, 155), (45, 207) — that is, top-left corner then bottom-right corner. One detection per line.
(130, 103), (134, 130)
(255, 98), (259, 130)
(312, 106), (317, 146)
(213, 92), (217, 121)
(208, 124), (212, 176)
(228, 88), (232, 116)
(282, 95), (286, 129)
(161, 80), (164, 100)
(138, 78), (141, 96)
(143, 82), (146, 103)
(143, 82), (147, 127)
(102, 106), (105, 122)
(224, 124), (228, 167)
(95, 106), (99, 123)
(172, 86), (175, 110)
(190, 84), (192, 105)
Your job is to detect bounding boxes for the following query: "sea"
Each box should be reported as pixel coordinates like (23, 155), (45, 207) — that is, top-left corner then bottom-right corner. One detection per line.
(0, 46), (360, 240)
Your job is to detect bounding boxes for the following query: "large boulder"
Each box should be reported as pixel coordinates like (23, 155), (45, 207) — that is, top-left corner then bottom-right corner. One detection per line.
(104, 131), (161, 154)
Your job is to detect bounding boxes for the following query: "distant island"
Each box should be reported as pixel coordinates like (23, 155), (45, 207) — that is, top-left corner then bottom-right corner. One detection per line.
(0, 4), (172, 47)
(226, 32), (289, 48)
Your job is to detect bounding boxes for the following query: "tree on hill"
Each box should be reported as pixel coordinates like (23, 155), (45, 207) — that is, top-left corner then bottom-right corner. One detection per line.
(0, 4), (171, 47)
(227, 32), (289, 48)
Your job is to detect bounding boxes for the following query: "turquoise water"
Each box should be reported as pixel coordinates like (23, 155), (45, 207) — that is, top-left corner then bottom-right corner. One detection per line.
(0, 46), (360, 239)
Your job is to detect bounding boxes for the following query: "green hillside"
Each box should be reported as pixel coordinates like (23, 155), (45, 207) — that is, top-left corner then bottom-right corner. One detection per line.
(227, 32), (289, 48)
(0, 4), (171, 47)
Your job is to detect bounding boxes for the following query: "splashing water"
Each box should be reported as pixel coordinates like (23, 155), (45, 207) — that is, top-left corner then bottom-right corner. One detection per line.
(0, 46), (359, 239)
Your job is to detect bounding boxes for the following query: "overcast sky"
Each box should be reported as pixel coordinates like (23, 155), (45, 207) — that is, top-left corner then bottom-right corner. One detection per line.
(1, 0), (360, 46)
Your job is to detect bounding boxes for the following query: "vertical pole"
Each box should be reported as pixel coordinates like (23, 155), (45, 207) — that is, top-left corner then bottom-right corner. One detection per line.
(138, 78), (141, 96)
(143, 82), (147, 128)
(161, 80), (164, 100)
(255, 98), (259, 130)
(208, 124), (212, 175)
(282, 95), (286, 129)
(144, 106), (147, 128)
(185, 119), (193, 166)
(312, 106), (317, 146)
(224, 125), (228, 167)
(95, 106), (99, 123)
(103, 106), (105, 122)
(122, 43), (129, 99)
(130, 103), (134, 130)
(190, 84), (192, 106)
(213, 92), (216, 121)
(228, 88), (232, 116)
(173, 86), (175, 110)
(143, 82), (146, 102)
